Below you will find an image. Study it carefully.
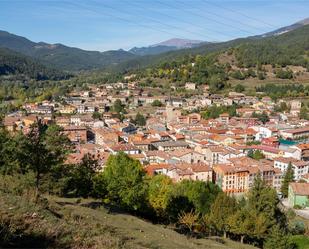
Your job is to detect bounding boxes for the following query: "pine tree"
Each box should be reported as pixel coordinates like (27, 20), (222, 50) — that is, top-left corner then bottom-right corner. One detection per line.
(264, 225), (295, 249)
(207, 192), (238, 238)
(281, 162), (294, 198)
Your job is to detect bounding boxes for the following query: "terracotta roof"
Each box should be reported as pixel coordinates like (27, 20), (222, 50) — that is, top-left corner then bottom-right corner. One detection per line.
(290, 182), (309, 196)
(283, 126), (309, 135)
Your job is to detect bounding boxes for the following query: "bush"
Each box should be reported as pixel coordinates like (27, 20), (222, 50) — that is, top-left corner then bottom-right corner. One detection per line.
(293, 204), (303, 210)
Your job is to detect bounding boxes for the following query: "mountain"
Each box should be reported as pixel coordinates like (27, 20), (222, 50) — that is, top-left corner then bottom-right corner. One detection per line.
(0, 31), (137, 71)
(107, 21), (309, 74)
(129, 38), (205, 56)
(261, 17), (309, 37)
(0, 47), (70, 80)
(153, 38), (205, 48)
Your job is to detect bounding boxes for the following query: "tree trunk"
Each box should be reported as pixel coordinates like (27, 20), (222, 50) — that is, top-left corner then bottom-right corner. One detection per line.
(240, 235), (244, 244)
(223, 231), (227, 239)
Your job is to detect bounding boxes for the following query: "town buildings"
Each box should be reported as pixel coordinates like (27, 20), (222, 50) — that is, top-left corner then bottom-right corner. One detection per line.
(3, 83), (309, 195)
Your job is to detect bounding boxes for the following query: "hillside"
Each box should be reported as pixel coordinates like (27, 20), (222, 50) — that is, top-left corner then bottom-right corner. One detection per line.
(0, 31), (137, 71)
(129, 39), (206, 56)
(107, 24), (309, 75)
(0, 191), (256, 249)
(0, 48), (70, 81)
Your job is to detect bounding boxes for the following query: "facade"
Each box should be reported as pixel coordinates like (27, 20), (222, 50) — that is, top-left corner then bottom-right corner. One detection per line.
(288, 183), (309, 207)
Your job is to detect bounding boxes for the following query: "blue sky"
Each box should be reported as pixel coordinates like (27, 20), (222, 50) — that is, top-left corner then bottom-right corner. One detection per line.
(1, 0), (309, 51)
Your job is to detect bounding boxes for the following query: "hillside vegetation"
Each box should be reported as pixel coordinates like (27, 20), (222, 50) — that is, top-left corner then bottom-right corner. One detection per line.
(0, 185), (257, 249)
(0, 30), (137, 71)
(114, 25), (309, 93)
(0, 48), (70, 81)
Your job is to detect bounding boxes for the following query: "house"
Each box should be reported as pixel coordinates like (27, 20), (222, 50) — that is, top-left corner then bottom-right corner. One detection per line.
(288, 182), (309, 207)
(213, 164), (249, 193)
(290, 100), (302, 116)
(219, 113), (229, 124)
(94, 128), (119, 146)
(154, 140), (189, 151)
(295, 144), (309, 161)
(185, 82), (196, 90)
(3, 116), (20, 132)
(252, 126), (277, 141)
(63, 126), (87, 143)
(166, 163), (212, 182)
(55, 117), (70, 127)
(261, 137), (279, 147)
(58, 105), (76, 114)
(280, 126), (309, 140)
(168, 149), (206, 164)
(22, 115), (38, 127)
(109, 144), (140, 155)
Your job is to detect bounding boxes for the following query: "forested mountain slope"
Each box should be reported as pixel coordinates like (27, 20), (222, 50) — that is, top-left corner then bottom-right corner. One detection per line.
(0, 48), (70, 80)
(0, 30), (137, 71)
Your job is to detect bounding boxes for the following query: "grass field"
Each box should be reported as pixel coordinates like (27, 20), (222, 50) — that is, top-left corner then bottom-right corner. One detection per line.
(0, 191), (257, 249)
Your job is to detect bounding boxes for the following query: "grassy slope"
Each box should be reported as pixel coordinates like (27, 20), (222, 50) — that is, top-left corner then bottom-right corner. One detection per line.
(0, 192), (256, 249)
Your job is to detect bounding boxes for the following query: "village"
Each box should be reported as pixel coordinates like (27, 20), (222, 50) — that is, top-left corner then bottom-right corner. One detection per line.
(3, 81), (309, 209)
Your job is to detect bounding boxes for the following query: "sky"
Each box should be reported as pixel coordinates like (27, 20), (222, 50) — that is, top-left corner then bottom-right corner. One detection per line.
(1, 0), (309, 51)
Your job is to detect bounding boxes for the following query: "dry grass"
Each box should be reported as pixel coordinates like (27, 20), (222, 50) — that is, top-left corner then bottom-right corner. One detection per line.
(0, 188), (257, 249)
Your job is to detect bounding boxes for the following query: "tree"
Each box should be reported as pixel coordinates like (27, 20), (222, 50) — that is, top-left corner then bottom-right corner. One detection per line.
(207, 192), (238, 238)
(264, 225), (295, 249)
(151, 100), (163, 107)
(281, 162), (294, 198)
(64, 154), (100, 197)
(178, 210), (199, 234)
(148, 175), (173, 218)
(248, 175), (286, 230)
(235, 84), (245, 93)
(299, 105), (308, 120)
(165, 195), (194, 223)
(92, 111), (101, 119)
(113, 99), (124, 114)
(134, 112), (146, 126)
(252, 150), (265, 160)
(228, 208), (250, 243)
(0, 129), (20, 174)
(15, 122), (70, 199)
(103, 152), (148, 212)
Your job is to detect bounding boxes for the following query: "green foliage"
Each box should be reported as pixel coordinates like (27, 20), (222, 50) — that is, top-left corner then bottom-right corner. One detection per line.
(148, 174), (173, 218)
(248, 175), (285, 230)
(63, 154), (100, 198)
(134, 112), (146, 126)
(103, 152), (148, 212)
(0, 123), (71, 197)
(230, 70), (245, 80)
(235, 25), (309, 68)
(248, 150), (265, 160)
(112, 99), (125, 114)
(256, 84), (309, 99)
(0, 31), (137, 71)
(151, 99), (163, 107)
(264, 225), (295, 249)
(290, 235), (309, 249)
(201, 105), (237, 120)
(206, 192), (238, 237)
(299, 105), (309, 120)
(275, 69), (294, 79)
(0, 48), (70, 80)
(92, 111), (101, 119)
(252, 111), (269, 124)
(172, 180), (221, 216)
(235, 84), (245, 93)
(281, 162), (294, 198)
